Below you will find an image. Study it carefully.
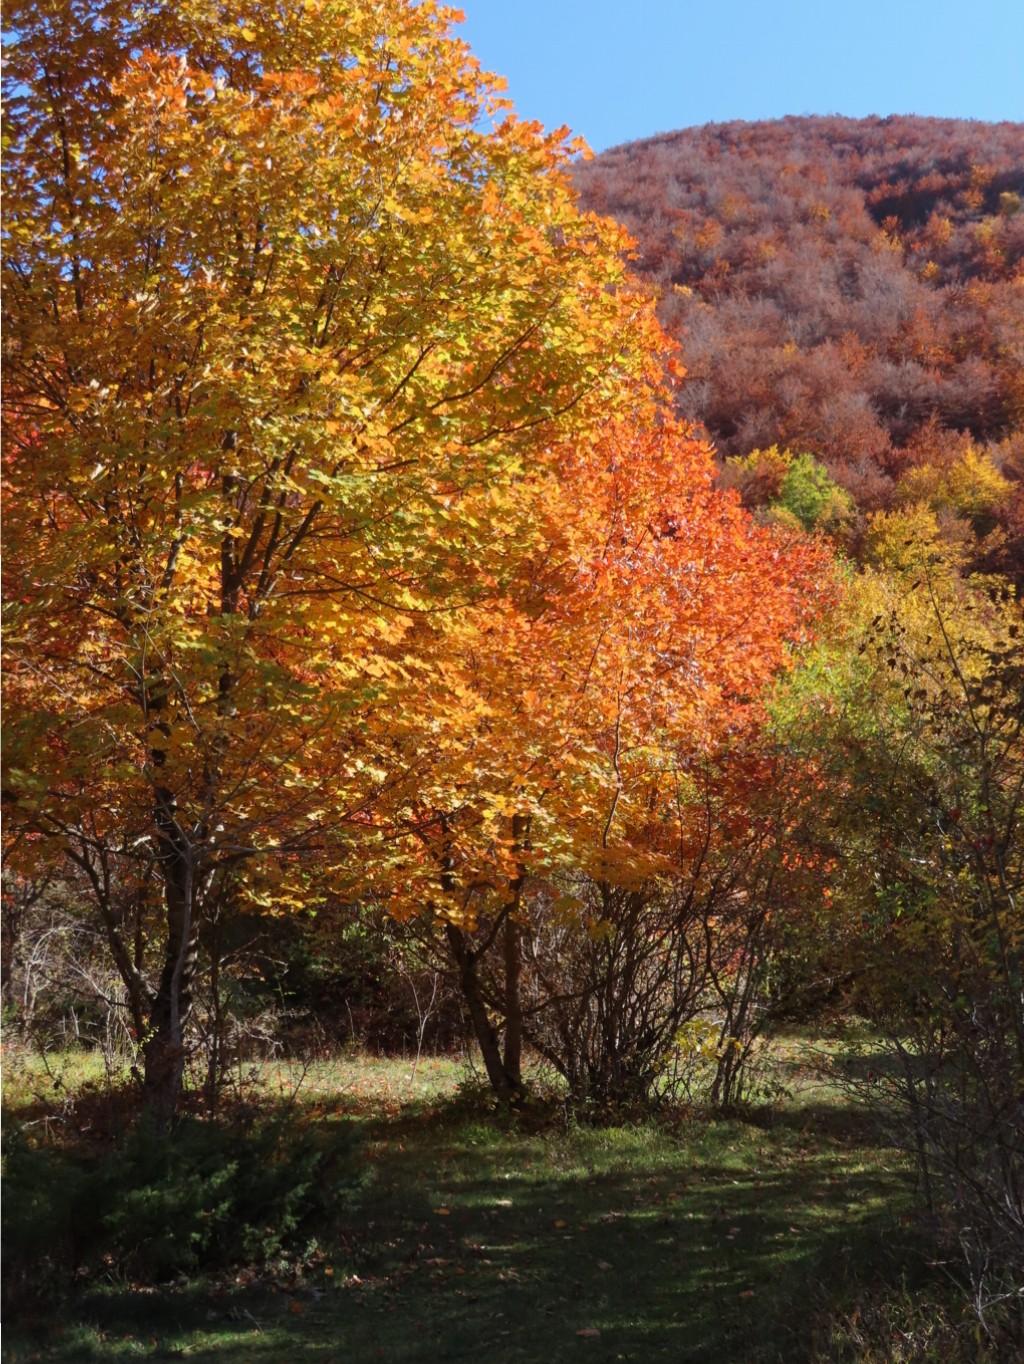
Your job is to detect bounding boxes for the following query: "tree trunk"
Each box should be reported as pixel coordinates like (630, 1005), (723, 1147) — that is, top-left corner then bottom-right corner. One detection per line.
(143, 787), (201, 1128)
(503, 911), (522, 1091)
(445, 922), (520, 1104)
(203, 911), (224, 1112)
(501, 814), (530, 1094)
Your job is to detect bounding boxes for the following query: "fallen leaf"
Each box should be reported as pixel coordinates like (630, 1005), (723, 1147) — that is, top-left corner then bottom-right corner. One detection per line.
(576, 1327), (601, 1338)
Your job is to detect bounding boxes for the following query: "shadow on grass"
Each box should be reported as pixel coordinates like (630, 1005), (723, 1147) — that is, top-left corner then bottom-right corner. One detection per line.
(5, 1091), (940, 1364)
(743, 1097), (891, 1145)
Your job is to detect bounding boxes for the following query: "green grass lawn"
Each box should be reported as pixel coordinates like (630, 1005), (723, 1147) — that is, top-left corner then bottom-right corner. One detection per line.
(1, 1043), (964, 1364)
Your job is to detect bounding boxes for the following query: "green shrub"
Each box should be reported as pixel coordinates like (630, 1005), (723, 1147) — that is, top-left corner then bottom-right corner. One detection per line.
(775, 452), (854, 532)
(2, 1111), (361, 1307)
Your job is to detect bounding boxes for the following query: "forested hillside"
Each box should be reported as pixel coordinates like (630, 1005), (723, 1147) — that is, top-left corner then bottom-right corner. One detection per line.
(575, 116), (1024, 576)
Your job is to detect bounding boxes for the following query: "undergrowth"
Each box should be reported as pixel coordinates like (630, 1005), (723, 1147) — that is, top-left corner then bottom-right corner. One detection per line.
(2, 1108), (361, 1314)
(3, 1040), (1020, 1363)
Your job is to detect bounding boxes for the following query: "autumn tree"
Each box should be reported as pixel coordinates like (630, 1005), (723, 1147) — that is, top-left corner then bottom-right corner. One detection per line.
(844, 546), (1024, 1302)
(368, 414), (834, 1103)
(1, 0), (668, 1121)
(772, 527), (1024, 1309)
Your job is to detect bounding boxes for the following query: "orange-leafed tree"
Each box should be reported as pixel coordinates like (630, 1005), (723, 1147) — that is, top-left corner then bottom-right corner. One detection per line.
(368, 412), (836, 1101)
(1, 0), (669, 1121)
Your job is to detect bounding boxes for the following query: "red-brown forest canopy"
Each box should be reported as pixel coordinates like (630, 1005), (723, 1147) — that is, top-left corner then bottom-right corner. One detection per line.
(574, 115), (1024, 577)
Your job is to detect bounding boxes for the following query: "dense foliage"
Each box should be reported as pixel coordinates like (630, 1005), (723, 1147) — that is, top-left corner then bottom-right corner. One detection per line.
(1, 0), (668, 1120)
(2, 0), (830, 1121)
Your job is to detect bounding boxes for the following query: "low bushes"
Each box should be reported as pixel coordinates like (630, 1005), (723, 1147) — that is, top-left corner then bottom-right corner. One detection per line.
(2, 1109), (361, 1310)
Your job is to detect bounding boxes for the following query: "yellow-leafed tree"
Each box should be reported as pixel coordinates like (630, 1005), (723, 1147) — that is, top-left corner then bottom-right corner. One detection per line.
(1, 0), (667, 1121)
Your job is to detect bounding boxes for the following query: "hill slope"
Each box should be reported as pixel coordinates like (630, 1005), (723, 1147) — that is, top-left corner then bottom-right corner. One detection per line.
(574, 116), (1024, 573)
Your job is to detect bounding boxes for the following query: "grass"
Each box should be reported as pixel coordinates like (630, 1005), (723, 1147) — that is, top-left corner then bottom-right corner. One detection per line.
(1, 1039), (977, 1364)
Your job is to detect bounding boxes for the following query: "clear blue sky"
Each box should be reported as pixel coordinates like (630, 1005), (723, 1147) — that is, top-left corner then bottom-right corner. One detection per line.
(457, 0), (1024, 152)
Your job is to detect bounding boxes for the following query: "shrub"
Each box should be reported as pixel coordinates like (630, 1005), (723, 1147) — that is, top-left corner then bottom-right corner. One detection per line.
(2, 1110), (361, 1309)
(775, 452), (854, 532)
